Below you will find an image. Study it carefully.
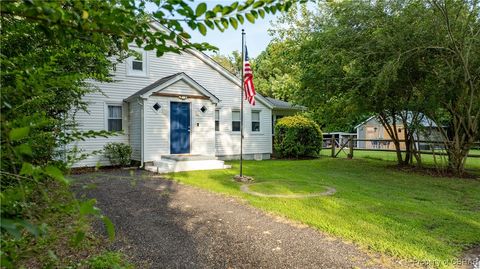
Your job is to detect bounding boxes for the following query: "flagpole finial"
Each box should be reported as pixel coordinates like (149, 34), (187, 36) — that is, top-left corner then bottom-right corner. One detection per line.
(242, 29), (245, 34)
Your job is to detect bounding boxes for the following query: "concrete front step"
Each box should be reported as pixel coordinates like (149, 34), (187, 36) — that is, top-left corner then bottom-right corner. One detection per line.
(145, 155), (228, 173)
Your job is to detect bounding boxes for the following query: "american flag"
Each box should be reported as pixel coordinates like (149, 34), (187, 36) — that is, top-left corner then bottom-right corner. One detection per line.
(243, 46), (256, 105)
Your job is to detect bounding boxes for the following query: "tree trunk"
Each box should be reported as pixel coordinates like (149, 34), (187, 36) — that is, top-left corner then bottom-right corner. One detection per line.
(378, 112), (404, 165)
(447, 147), (468, 176)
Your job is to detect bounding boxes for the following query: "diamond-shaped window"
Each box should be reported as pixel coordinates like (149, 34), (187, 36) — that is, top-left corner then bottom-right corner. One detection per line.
(153, 103), (161, 111)
(200, 106), (207, 113)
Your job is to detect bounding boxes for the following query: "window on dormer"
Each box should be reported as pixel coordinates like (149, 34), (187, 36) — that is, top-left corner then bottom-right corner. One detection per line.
(127, 48), (147, 77)
(132, 54), (143, 71)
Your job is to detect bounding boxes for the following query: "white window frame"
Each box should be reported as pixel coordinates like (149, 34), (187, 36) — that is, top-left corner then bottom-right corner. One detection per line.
(126, 48), (148, 77)
(251, 110), (261, 132)
(105, 103), (124, 132)
(231, 110), (241, 132)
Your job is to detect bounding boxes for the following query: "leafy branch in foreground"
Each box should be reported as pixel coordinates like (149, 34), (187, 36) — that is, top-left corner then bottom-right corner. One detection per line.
(1, 0), (304, 267)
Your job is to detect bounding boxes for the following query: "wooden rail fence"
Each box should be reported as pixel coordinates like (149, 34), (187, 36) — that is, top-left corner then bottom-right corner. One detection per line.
(322, 137), (480, 158)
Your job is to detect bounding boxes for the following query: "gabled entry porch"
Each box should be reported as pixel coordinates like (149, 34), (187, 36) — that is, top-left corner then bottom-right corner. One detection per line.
(125, 72), (221, 170)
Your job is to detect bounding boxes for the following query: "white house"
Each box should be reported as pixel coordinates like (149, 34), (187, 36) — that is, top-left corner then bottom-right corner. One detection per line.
(69, 22), (301, 170)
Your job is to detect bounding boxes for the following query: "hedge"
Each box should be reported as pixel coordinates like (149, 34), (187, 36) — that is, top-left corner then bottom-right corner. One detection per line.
(274, 115), (323, 158)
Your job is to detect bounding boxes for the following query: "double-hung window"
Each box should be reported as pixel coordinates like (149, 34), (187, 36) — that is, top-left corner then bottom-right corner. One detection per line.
(107, 105), (122, 131)
(232, 111), (240, 132)
(251, 111), (260, 132)
(215, 110), (220, 131)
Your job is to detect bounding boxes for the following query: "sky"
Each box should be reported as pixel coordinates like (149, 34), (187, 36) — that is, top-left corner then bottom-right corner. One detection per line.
(186, 1), (278, 58)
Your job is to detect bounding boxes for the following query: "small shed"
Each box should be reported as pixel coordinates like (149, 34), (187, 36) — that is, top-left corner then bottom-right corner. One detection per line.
(355, 114), (443, 150)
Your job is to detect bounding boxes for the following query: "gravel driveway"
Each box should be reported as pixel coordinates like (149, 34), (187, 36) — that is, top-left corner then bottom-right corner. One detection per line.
(73, 170), (398, 269)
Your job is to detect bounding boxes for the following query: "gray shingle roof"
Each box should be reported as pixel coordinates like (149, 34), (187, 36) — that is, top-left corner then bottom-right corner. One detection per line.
(355, 112), (439, 130)
(265, 97), (305, 110)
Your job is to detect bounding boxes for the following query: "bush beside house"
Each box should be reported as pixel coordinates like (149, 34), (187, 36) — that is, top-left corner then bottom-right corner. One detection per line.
(103, 143), (132, 167)
(274, 115), (323, 158)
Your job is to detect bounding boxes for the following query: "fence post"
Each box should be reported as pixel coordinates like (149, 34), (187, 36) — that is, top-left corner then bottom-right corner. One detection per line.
(348, 137), (354, 159)
(331, 136), (335, 158)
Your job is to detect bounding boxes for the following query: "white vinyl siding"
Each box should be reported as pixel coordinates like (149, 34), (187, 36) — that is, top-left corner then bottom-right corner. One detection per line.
(129, 99), (142, 161)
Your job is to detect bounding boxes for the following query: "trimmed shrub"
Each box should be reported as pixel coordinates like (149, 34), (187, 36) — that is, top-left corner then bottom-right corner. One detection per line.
(103, 142), (132, 167)
(274, 115), (323, 158)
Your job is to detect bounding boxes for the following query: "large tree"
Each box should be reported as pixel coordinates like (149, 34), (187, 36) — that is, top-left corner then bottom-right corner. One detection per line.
(423, 0), (480, 174)
(211, 50), (242, 77)
(283, 0), (479, 172)
(0, 0), (304, 266)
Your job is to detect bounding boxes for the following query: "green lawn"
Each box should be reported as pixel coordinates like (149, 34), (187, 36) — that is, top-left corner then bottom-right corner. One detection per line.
(167, 157), (480, 268)
(323, 149), (480, 171)
(248, 181), (328, 195)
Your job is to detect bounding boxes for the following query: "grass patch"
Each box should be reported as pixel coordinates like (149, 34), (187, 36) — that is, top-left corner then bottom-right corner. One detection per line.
(248, 181), (328, 195)
(167, 157), (480, 268)
(324, 149), (480, 171)
(85, 251), (133, 269)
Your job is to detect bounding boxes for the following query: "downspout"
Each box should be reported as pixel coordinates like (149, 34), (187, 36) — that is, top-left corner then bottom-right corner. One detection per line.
(139, 97), (145, 168)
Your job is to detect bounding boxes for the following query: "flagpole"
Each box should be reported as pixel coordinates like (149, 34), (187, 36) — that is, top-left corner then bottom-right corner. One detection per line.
(240, 29), (245, 177)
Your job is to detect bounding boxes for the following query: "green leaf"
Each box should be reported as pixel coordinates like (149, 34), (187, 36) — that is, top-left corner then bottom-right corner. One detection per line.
(197, 23), (207, 35)
(17, 220), (39, 237)
(79, 199), (100, 216)
(144, 44), (155, 50)
(9, 127), (30, 141)
(15, 144), (32, 157)
(230, 2), (239, 10)
(221, 18), (229, 28)
(253, 1), (265, 8)
(205, 11), (215, 19)
(236, 14), (244, 24)
(179, 32), (191, 39)
(205, 20), (215, 29)
(214, 20), (224, 32)
(222, 6), (232, 15)
(258, 9), (265, 18)
(0, 219), (22, 239)
(19, 162), (34, 176)
(0, 219), (40, 239)
(245, 13), (255, 23)
(213, 4), (222, 13)
(101, 216), (115, 241)
(44, 165), (67, 184)
(195, 3), (207, 17)
(72, 231), (85, 246)
(229, 17), (238, 29)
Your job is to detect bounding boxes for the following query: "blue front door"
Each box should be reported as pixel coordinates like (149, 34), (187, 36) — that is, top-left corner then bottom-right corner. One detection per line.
(170, 102), (190, 154)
